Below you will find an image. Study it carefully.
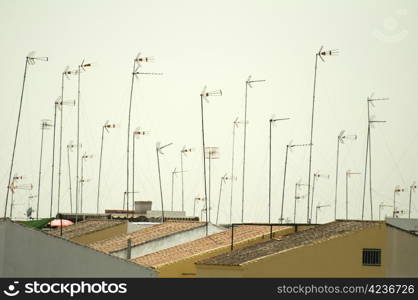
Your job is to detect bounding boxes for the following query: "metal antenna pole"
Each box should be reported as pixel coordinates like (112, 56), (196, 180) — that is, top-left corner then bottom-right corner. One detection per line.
(50, 102), (58, 217)
(368, 102), (373, 220)
(334, 137), (340, 220)
(208, 153), (212, 223)
(268, 120), (272, 224)
(307, 53), (319, 224)
(180, 151), (184, 211)
(80, 156), (84, 214)
(240, 77), (266, 223)
(392, 190), (396, 218)
(126, 62), (135, 215)
(4, 58), (29, 218)
(346, 171), (349, 220)
(200, 94), (208, 234)
(156, 148), (164, 222)
(310, 176), (317, 220)
(392, 187), (404, 218)
(75, 64), (81, 225)
(241, 81), (249, 223)
(280, 145), (289, 224)
(10, 192), (14, 219)
(408, 183), (416, 219)
(122, 191), (126, 211)
(306, 46), (338, 223)
(36, 126), (45, 219)
(132, 132), (135, 216)
(364, 95), (388, 220)
(97, 125), (105, 214)
(409, 186), (412, 219)
(230, 120), (237, 225)
(67, 145), (73, 213)
(57, 74), (64, 214)
(216, 176), (225, 224)
(171, 169), (175, 211)
(199, 86), (221, 232)
(361, 129), (369, 220)
(293, 183), (298, 223)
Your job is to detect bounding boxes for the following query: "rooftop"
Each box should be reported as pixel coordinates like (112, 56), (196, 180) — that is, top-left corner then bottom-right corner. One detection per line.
(196, 220), (382, 266)
(48, 219), (125, 239)
(131, 225), (291, 268)
(89, 220), (205, 254)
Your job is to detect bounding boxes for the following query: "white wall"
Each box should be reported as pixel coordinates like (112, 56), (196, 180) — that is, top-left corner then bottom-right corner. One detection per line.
(0, 221), (157, 278)
(113, 223), (225, 259)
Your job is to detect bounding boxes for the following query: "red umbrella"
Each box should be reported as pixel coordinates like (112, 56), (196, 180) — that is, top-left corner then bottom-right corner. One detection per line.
(48, 219), (74, 227)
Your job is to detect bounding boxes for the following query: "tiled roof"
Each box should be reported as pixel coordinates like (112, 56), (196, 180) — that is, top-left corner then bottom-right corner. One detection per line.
(196, 220), (382, 266)
(48, 219), (125, 239)
(89, 220), (205, 254)
(130, 225), (291, 268)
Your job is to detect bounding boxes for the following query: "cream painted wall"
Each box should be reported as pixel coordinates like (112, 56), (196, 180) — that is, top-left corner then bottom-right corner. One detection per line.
(72, 222), (127, 245)
(197, 224), (387, 277)
(156, 226), (311, 277)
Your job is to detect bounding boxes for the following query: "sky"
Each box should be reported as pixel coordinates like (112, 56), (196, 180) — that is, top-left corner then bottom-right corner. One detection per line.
(0, 0), (417, 224)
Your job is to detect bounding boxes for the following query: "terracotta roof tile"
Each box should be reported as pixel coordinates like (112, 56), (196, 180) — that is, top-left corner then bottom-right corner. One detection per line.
(130, 225), (291, 267)
(48, 219), (125, 239)
(196, 220), (383, 266)
(89, 220), (205, 254)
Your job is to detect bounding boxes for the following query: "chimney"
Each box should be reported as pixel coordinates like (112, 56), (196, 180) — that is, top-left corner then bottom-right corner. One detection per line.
(134, 201), (152, 214)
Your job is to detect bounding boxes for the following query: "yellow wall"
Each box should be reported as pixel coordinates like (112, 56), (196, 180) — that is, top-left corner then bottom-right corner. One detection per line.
(72, 223), (127, 245)
(197, 224), (387, 277)
(155, 226), (313, 278)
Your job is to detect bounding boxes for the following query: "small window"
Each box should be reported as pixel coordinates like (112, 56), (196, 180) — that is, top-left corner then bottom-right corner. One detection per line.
(362, 248), (381, 266)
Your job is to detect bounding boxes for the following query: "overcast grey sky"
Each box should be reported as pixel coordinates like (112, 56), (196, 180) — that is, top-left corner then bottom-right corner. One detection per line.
(1, 0), (417, 223)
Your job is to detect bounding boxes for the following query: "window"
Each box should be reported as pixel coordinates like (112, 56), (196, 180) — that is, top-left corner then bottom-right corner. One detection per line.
(362, 248), (381, 266)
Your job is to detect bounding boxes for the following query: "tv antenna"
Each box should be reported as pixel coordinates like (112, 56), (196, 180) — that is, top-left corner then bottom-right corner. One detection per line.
(199, 85), (222, 235)
(216, 174), (231, 225)
(171, 168), (186, 211)
(293, 179), (308, 223)
(229, 117), (246, 225)
(310, 171), (330, 223)
(345, 170), (361, 220)
(268, 115), (290, 224)
(96, 121), (118, 214)
(126, 52), (162, 222)
(4, 51), (48, 218)
(334, 130), (357, 219)
(180, 146), (193, 213)
(241, 75), (265, 224)
(36, 119), (53, 219)
(306, 46), (338, 224)
(57, 66), (77, 219)
(280, 140), (311, 224)
(392, 185), (405, 218)
(193, 196), (205, 217)
(409, 182), (417, 219)
(156, 142), (173, 222)
(315, 203), (331, 224)
(75, 59), (93, 224)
